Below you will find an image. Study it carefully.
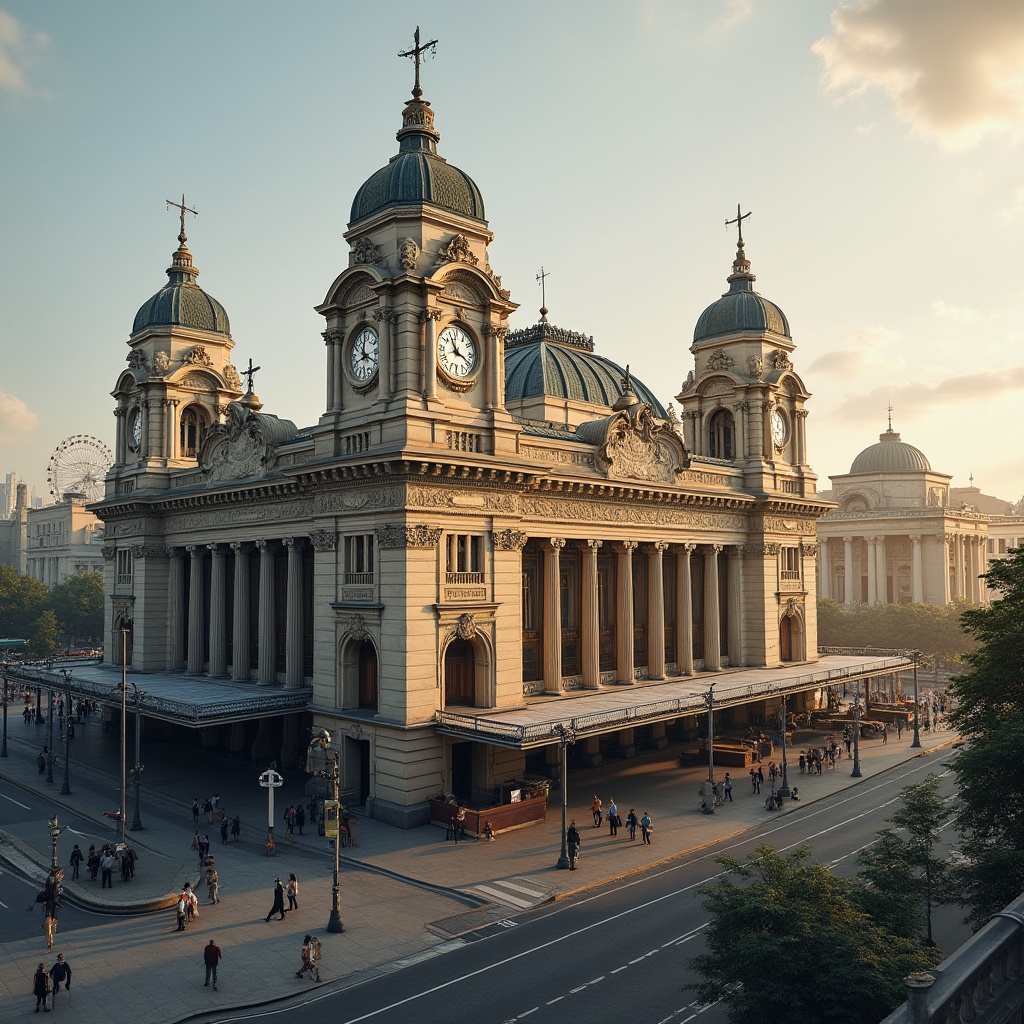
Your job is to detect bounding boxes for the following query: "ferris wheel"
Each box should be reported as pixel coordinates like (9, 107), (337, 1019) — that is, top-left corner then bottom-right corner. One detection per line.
(47, 434), (113, 503)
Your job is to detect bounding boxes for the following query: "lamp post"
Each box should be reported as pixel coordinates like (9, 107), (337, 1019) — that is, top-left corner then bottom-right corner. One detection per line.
(1, 662), (8, 758)
(778, 692), (791, 798)
(702, 684), (716, 813)
(59, 669), (72, 795)
(128, 682), (145, 831)
(851, 684), (863, 778)
(46, 687), (55, 784)
(910, 649), (922, 749)
(555, 724), (577, 869)
(307, 728), (344, 933)
(119, 629), (128, 845)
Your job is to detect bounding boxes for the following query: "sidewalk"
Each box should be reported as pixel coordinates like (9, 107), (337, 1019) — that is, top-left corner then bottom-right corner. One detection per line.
(0, 707), (955, 1022)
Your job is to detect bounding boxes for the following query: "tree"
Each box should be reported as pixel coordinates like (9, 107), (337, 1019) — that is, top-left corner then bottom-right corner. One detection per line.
(856, 774), (952, 945)
(946, 548), (1024, 928)
(29, 609), (60, 660)
(48, 572), (104, 643)
(689, 845), (939, 1024)
(0, 565), (48, 638)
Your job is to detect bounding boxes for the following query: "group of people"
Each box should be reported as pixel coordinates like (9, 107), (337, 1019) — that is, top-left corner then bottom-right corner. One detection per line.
(31, 954), (72, 1012)
(79, 843), (135, 886)
(194, 931), (323, 993)
(568, 800), (654, 867)
(282, 804), (307, 838)
(264, 874), (300, 920)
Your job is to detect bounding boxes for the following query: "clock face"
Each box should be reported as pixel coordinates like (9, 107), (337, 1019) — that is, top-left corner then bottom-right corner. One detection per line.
(771, 408), (787, 447)
(437, 325), (478, 380)
(349, 327), (380, 382)
(128, 409), (142, 452)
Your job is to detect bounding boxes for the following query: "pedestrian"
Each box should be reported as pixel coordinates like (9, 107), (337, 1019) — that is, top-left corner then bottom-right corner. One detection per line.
(204, 797), (214, 824)
(640, 811), (653, 844)
(749, 767), (758, 793)
(768, 761), (777, 786)
(37, 747), (47, 774)
(192, 799), (200, 826)
(68, 845), (83, 880)
(591, 795), (602, 828)
(296, 804), (306, 835)
(296, 934), (321, 981)
(265, 877), (287, 921)
(203, 937), (222, 990)
(213, 794), (221, 814)
(798, 752), (806, 774)
(100, 848), (114, 889)
(191, 830), (201, 857)
(206, 862), (220, 903)
(566, 819), (581, 869)
(199, 835), (211, 867)
(757, 765), (764, 791)
(724, 773), (733, 802)
(220, 816), (229, 846)
(626, 808), (638, 841)
(844, 732), (852, 755)
(176, 891), (188, 931)
(33, 962), (50, 1012)
(882, 723), (888, 745)
(608, 798), (619, 836)
(287, 873), (299, 911)
(896, 719), (904, 739)
(87, 845), (99, 881)
(48, 954), (71, 1005)
(184, 883), (199, 923)
(230, 815), (241, 842)
(283, 806), (295, 841)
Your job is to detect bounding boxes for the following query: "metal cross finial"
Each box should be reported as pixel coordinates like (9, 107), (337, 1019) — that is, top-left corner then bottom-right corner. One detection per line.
(887, 402), (893, 431)
(242, 358), (261, 394)
(725, 203), (751, 246)
(165, 194), (198, 244)
(398, 26), (438, 98)
(536, 266), (550, 308)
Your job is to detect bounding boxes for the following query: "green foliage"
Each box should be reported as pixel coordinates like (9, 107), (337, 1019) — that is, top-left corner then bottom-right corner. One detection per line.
(689, 845), (939, 1024)
(29, 609), (60, 660)
(49, 572), (104, 642)
(816, 598), (974, 661)
(0, 565), (49, 639)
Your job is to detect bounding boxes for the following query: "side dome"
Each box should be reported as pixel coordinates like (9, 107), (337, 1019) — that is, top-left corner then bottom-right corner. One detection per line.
(349, 86), (485, 225)
(693, 236), (790, 343)
(132, 225), (230, 337)
(504, 322), (667, 417)
(850, 428), (931, 473)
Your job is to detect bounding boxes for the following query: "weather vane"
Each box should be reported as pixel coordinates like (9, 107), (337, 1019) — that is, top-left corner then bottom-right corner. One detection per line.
(398, 26), (438, 98)
(725, 203), (751, 246)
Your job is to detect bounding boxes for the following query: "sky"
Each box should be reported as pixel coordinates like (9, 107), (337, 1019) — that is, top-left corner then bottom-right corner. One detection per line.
(2, 0), (1024, 504)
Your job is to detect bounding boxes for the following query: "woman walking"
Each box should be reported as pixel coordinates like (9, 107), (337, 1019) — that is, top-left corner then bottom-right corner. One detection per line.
(33, 963), (50, 1012)
(287, 873), (299, 911)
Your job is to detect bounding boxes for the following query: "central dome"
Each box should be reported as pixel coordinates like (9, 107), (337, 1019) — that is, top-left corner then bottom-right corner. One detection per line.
(850, 428), (931, 474)
(350, 90), (484, 225)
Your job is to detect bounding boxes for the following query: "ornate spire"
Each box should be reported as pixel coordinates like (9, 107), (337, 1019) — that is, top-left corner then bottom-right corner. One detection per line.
(536, 266), (550, 323)
(164, 194), (200, 285)
(397, 27), (440, 154)
(725, 203), (755, 289)
(613, 364), (640, 410)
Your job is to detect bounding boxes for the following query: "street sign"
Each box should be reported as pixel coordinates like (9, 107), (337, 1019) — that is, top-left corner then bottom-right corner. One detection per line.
(259, 769), (284, 789)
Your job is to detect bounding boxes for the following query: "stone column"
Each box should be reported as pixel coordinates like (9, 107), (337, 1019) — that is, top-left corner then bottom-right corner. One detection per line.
(581, 539), (602, 689)
(940, 535), (952, 603)
(703, 544), (723, 670)
(819, 539), (831, 601)
(257, 540), (276, 685)
(727, 545), (743, 666)
(423, 308), (441, 401)
(734, 402), (746, 459)
(876, 536), (888, 604)
(230, 542), (251, 681)
(284, 537), (304, 688)
(485, 324), (506, 411)
(676, 543), (694, 675)
(114, 408), (125, 464)
(543, 538), (565, 694)
(616, 541), (637, 683)
(373, 308), (393, 403)
(168, 547), (186, 669)
(647, 542), (668, 680)
(911, 534), (924, 603)
(843, 536), (854, 607)
(186, 545), (205, 674)
(208, 544), (227, 676)
(953, 534), (964, 600)
(866, 536), (878, 605)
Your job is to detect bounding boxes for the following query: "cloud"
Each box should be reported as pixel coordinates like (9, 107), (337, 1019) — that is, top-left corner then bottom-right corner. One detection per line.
(808, 326), (900, 377)
(813, 0), (1024, 150)
(0, 8), (48, 93)
(832, 365), (1024, 422)
(930, 300), (993, 324)
(708, 0), (753, 37)
(0, 389), (39, 436)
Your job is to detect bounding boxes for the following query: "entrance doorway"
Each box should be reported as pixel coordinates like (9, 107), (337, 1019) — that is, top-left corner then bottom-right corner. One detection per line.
(444, 639), (475, 706)
(357, 640), (378, 709)
(451, 741), (473, 801)
(780, 616), (793, 661)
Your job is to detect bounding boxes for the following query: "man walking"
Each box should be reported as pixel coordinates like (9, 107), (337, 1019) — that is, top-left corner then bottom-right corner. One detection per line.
(48, 954), (71, 1005)
(640, 811), (653, 845)
(68, 845), (83, 880)
(203, 938), (222, 990)
(566, 820), (581, 869)
(100, 848), (114, 889)
(265, 877), (287, 921)
(608, 798), (619, 836)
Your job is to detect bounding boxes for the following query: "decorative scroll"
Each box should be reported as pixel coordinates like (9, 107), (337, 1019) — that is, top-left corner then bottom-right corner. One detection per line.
(576, 402), (691, 485)
(375, 524), (443, 548)
(349, 237), (382, 267)
(492, 529), (528, 551)
(437, 233), (478, 265)
(199, 399), (299, 484)
(706, 349), (734, 372)
(771, 349), (793, 371)
(183, 346), (214, 367)
(399, 237), (418, 272)
(455, 613), (477, 640)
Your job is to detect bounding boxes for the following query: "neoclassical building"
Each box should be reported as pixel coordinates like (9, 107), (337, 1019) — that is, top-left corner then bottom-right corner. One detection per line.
(93, 51), (845, 827)
(817, 422), (989, 606)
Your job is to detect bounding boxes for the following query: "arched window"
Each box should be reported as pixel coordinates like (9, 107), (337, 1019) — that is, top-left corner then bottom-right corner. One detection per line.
(708, 409), (734, 459)
(179, 405), (209, 459)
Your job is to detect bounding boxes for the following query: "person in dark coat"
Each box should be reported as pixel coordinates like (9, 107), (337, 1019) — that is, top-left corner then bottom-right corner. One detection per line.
(33, 963), (49, 1011)
(265, 877), (287, 921)
(48, 954), (71, 1005)
(566, 820), (581, 869)
(230, 815), (241, 841)
(68, 845), (83, 880)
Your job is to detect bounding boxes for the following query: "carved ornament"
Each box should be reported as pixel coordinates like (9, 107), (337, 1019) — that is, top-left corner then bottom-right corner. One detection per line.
(492, 528), (528, 551)
(771, 349), (793, 371)
(747, 354), (764, 380)
(350, 237), (382, 267)
(455, 613), (477, 640)
(183, 346), (214, 367)
(576, 402), (691, 485)
(399, 237), (418, 272)
(372, 306), (397, 324)
(101, 546), (116, 561)
(309, 529), (338, 552)
(346, 614), (370, 640)
(224, 363), (242, 389)
(375, 524), (443, 548)
(127, 350), (149, 371)
(437, 234), (478, 265)
(706, 349), (734, 372)
(678, 369), (695, 394)
(198, 399), (299, 485)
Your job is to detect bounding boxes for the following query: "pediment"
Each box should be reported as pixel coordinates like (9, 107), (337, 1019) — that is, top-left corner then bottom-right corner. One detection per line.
(577, 403), (690, 484)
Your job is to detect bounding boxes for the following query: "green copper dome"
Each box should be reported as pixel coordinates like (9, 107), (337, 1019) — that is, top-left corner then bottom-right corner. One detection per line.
(132, 231), (230, 337)
(850, 428), (931, 474)
(350, 91), (485, 225)
(693, 240), (789, 343)
(505, 322), (667, 417)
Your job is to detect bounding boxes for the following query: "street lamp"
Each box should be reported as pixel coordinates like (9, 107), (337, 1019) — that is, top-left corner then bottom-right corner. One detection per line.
(1, 662), (8, 758)
(851, 683), (863, 778)
(59, 669), (72, 796)
(46, 687), (55, 784)
(555, 724), (577, 869)
(910, 649), (922, 749)
(308, 728), (344, 933)
(702, 683), (715, 813)
(119, 629), (128, 845)
(778, 692), (791, 799)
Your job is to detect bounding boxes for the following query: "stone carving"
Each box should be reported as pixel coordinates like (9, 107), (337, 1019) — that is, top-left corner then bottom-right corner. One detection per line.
(399, 237), (418, 272)
(771, 349), (793, 371)
(437, 233), (478, 265)
(101, 546), (116, 561)
(485, 323), (508, 339)
(151, 350), (170, 375)
(455, 613), (477, 640)
(576, 401), (691, 485)
(801, 541), (819, 557)
(309, 529), (338, 552)
(706, 349), (734, 372)
(199, 398), (299, 484)
(678, 369), (696, 394)
(130, 545), (169, 560)
(183, 345), (214, 367)
(322, 328), (343, 346)
(375, 524), (443, 548)
(224, 363), (242, 389)
(744, 542), (780, 557)
(346, 614), (370, 640)
(180, 371), (217, 389)
(372, 306), (397, 324)
(350, 236), (381, 266)
(747, 354), (764, 380)
(519, 496), (747, 532)
(492, 529), (528, 551)
(312, 488), (401, 514)
(423, 307), (443, 322)
(444, 280), (477, 304)
(343, 281), (376, 306)
(126, 350), (149, 370)
(518, 446), (595, 467)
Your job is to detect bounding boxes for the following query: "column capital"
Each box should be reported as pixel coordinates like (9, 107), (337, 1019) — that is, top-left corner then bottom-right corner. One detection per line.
(653, 540), (670, 553)
(682, 542), (697, 554)
(322, 328), (344, 345)
(910, 533), (922, 543)
(229, 541), (248, 554)
(705, 543), (724, 555)
(842, 535), (854, 544)
(423, 307), (443, 322)
(547, 537), (566, 551)
(283, 536), (303, 550)
(585, 539), (603, 551)
(620, 540), (638, 552)
(206, 543), (223, 555)
(256, 539), (273, 552)
(186, 544), (203, 557)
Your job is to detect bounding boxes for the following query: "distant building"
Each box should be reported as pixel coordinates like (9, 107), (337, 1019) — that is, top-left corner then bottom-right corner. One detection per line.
(23, 493), (105, 587)
(0, 483), (28, 571)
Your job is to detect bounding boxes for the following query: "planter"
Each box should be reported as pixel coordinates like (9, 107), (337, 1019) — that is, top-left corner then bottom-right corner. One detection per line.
(430, 794), (548, 837)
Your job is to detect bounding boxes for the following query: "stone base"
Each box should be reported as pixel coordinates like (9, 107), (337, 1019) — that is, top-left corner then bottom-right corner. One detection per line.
(370, 797), (430, 830)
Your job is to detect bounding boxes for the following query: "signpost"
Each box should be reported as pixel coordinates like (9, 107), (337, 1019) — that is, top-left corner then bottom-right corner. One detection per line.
(259, 767), (284, 856)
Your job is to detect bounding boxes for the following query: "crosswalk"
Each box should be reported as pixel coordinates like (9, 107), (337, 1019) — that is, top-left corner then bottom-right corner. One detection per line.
(469, 876), (552, 910)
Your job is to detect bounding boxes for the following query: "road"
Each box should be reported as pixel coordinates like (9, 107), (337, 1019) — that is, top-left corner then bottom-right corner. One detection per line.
(197, 757), (968, 1024)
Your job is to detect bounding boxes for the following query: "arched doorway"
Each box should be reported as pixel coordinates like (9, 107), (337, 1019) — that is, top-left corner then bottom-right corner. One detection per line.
(779, 616), (793, 662)
(357, 640), (378, 710)
(444, 639), (475, 707)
